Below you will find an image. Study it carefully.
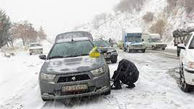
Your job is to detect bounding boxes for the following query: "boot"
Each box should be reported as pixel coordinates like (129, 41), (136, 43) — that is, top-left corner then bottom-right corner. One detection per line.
(111, 85), (122, 90)
(126, 83), (135, 89)
(111, 80), (122, 90)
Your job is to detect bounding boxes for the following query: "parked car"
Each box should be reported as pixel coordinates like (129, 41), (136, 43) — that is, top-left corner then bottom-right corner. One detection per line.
(143, 33), (167, 50)
(178, 32), (194, 92)
(93, 39), (118, 63)
(29, 43), (43, 55)
(39, 31), (111, 101)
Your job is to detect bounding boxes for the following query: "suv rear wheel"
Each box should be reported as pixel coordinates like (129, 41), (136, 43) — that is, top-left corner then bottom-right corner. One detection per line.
(41, 97), (53, 101)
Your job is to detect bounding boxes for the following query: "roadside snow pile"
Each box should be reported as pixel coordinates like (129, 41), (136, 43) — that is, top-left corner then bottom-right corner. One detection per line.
(0, 52), (44, 109)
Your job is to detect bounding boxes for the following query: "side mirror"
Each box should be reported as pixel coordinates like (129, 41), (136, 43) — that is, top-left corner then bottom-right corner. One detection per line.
(39, 55), (46, 60)
(89, 47), (100, 58)
(177, 44), (186, 49)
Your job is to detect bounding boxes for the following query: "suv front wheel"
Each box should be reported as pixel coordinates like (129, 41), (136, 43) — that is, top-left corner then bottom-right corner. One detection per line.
(179, 66), (193, 92)
(111, 56), (117, 63)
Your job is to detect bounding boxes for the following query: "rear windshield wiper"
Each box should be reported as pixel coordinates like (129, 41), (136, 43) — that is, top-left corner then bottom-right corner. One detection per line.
(48, 56), (64, 59)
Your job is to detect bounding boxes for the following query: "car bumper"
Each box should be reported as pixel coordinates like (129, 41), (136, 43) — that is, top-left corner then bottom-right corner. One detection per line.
(39, 73), (110, 99)
(126, 46), (146, 50)
(41, 85), (110, 99)
(184, 68), (194, 85)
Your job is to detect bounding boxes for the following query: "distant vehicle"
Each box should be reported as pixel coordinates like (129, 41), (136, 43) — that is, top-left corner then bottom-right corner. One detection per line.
(143, 33), (167, 50)
(122, 31), (146, 53)
(117, 40), (124, 49)
(39, 31), (111, 101)
(93, 39), (118, 63)
(173, 28), (194, 57)
(108, 38), (117, 47)
(178, 32), (194, 92)
(29, 43), (43, 55)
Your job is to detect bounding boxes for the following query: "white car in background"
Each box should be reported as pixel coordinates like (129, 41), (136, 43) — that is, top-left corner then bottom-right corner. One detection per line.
(178, 32), (194, 92)
(29, 43), (43, 55)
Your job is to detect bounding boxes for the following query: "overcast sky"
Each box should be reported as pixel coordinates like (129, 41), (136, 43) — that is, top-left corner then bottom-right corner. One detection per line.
(0, 0), (118, 38)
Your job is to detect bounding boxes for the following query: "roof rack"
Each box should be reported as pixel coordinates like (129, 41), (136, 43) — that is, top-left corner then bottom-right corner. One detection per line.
(55, 31), (93, 43)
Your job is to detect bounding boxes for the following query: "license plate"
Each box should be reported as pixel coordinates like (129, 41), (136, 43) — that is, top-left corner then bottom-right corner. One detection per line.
(62, 85), (88, 92)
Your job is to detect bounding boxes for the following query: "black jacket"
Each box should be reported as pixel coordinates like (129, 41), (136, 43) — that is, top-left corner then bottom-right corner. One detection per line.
(112, 59), (139, 84)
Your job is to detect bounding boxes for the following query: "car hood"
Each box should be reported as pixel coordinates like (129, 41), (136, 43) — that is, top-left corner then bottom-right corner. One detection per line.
(40, 56), (105, 74)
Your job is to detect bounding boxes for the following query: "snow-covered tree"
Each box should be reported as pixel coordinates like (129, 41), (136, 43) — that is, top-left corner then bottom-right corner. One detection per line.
(37, 26), (47, 40)
(0, 10), (11, 48)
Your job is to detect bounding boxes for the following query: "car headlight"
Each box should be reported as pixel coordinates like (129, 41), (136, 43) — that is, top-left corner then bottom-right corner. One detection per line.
(188, 62), (194, 69)
(40, 73), (55, 81)
(91, 67), (104, 77)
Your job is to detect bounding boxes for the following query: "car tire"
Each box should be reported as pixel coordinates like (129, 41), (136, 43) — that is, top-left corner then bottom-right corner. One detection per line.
(162, 47), (165, 50)
(128, 49), (132, 53)
(30, 53), (32, 55)
(124, 47), (127, 52)
(111, 56), (117, 63)
(141, 49), (145, 53)
(179, 66), (193, 92)
(41, 97), (52, 101)
(103, 89), (111, 95)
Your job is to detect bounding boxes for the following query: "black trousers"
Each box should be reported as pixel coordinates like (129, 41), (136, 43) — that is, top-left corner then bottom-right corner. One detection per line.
(112, 71), (134, 87)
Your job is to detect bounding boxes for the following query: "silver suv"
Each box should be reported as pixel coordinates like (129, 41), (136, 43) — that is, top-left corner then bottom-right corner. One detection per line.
(39, 31), (111, 101)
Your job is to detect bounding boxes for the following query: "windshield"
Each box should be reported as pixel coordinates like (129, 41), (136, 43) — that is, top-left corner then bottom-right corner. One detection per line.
(126, 36), (141, 42)
(93, 40), (110, 47)
(48, 40), (93, 59)
(189, 37), (194, 49)
(148, 38), (161, 42)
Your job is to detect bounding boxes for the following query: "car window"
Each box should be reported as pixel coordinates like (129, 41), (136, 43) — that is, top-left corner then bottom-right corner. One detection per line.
(126, 36), (141, 42)
(48, 40), (94, 58)
(189, 37), (194, 49)
(185, 34), (192, 46)
(93, 40), (110, 47)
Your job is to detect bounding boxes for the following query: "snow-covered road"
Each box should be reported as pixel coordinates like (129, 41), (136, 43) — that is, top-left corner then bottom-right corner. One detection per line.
(1, 49), (194, 109)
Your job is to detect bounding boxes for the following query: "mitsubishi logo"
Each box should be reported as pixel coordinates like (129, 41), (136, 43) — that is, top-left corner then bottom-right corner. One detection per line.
(72, 77), (76, 81)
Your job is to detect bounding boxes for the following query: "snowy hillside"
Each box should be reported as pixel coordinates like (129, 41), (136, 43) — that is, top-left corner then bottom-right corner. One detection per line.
(75, 0), (194, 45)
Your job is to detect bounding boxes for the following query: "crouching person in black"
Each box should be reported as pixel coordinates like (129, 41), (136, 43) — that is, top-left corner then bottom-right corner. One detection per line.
(112, 59), (139, 89)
